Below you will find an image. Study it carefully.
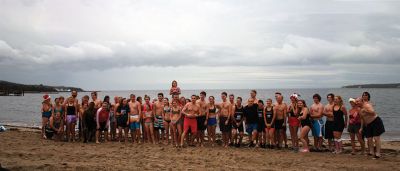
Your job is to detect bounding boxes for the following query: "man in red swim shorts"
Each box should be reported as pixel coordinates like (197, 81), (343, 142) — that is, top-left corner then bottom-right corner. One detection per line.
(180, 95), (200, 147)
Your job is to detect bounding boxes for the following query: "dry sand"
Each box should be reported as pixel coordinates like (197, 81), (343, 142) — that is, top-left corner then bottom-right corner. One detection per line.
(0, 127), (399, 171)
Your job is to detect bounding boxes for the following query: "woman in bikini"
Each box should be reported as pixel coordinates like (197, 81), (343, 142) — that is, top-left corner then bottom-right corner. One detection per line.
(143, 96), (155, 144)
(163, 97), (172, 145)
(206, 96), (218, 146)
(170, 100), (182, 147)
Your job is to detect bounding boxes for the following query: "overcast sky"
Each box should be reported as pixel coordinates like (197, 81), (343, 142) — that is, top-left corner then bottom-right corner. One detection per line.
(0, 0), (399, 90)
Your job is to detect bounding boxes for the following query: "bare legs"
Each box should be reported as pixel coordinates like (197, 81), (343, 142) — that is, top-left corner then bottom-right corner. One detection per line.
(207, 125), (216, 146)
(41, 117), (49, 139)
(265, 128), (275, 147)
(333, 131), (343, 153)
(145, 123), (155, 144)
(300, 126), (311, 152)
(289, 125), (299, 149)
(164, 121), (170, 144)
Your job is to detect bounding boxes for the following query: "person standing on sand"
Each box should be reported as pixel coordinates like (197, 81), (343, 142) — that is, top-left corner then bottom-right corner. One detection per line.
(264, 98), (276, 149)
(216, 92), (232, 148)
(323, 93), (335, 152)
(116, 98), (130, 143)
(109, 97), (117, 141)
(109, 105), (116, 141)
(310, 94), (324, 152)
(78, 99), (89, 142)
(274, 92), (288, 149)
(287, 94), (300, 151)
(163, 98), (172, 145)
(136, 96), (146, 142)
(256, 100), (266, 148)
(298, 100), (312, 152)
(143, 96), (155, 144)
(129, 94), (142, 144)
(83, 102), (96, 143)
(170, 100), (182, 147)
(206, 96), (218, 147)
(232, 97), (245, 147)
(358, 96), (385, 159)
(332, 96), (348, 154)
(41, 94), (52, 139)
(96, 102), (110, 144)
(228, 94), (235, 146)
(153, 93), (165, 144)
(348, 98), (365, 155)
(196, 91), (208, 147)
(244, 98), (258, 147)
(65, 97), (78, 142)
(180, 95), (200, 147)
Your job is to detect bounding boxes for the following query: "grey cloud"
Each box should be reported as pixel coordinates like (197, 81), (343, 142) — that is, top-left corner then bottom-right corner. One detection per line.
(1, 34), (400, 72)
(1, 0), (400, 89)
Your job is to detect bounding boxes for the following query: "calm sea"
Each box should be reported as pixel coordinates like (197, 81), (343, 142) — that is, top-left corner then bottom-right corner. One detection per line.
(0, 88), (399, 141)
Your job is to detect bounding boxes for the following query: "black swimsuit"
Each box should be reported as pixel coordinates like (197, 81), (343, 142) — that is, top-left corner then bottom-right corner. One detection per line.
(333, 106), (345, 132)
(164, 107), (171, 122)
(233, 105), (244, 132)
(209, 106), (217, 114)
(265, 107), (274, 126)
(300, 111), (312, 127)
(257, 108), (265, 132)
(66, 104), (76, 115)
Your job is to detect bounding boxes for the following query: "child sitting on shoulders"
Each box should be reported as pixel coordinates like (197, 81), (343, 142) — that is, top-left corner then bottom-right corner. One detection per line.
(170, 80), (181, 95)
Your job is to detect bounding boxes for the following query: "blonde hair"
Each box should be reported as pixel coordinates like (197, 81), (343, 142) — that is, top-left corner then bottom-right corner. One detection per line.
(335, 96), (343, 106)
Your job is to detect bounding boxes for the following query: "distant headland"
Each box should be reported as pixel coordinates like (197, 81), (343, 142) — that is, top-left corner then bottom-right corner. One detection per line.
(0, 80), (84, 93)
(342, 83), (400, 88)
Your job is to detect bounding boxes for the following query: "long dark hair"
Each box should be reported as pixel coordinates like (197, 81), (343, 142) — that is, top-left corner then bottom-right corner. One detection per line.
(88, 102), (95, 111)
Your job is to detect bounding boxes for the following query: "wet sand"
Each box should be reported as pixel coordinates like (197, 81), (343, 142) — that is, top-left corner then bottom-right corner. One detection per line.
(0, 127), (399, 171)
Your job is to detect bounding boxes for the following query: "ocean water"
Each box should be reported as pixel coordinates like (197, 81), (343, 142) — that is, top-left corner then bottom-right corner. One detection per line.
(0, 88), (399, 141)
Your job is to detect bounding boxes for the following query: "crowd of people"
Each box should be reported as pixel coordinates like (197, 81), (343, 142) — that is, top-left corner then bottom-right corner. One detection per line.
(41, 80), (385, 159)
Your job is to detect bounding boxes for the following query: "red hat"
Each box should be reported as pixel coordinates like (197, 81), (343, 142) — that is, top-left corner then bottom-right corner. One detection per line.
(43, 94), (51, 101)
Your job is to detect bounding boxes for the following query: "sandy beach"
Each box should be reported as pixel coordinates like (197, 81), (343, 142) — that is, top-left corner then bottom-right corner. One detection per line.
(0, 126), (399, 171)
